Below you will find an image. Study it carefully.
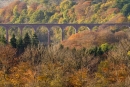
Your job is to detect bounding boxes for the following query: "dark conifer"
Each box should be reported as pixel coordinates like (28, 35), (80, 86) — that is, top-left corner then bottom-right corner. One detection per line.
(23, 33), (31, 48)
(32, 33), (39, 46)
(10, 34), (17, 48)
(17, 37), (24, 53)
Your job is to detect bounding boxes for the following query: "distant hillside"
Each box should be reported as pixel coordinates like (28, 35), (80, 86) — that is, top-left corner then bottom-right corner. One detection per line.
(0, 0), (129, 24)
(0, 0), (15, 8)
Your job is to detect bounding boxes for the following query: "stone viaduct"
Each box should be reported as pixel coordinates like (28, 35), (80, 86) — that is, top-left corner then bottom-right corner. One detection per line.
(0, 23), (130, 45)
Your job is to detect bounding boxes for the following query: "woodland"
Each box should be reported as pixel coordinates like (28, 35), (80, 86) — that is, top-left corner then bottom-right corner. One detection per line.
(0, 0), (130, 87)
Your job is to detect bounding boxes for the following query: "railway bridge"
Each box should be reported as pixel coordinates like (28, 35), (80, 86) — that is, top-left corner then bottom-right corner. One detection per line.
(0, 23), (130, 45)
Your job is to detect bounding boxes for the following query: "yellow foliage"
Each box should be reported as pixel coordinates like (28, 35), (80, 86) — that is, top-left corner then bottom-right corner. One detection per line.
(100, 0), (114, 9)
(69, 68), (87, 87)
(127, 15), (130, 22)
(96, 60), (129, 85)
(116, 16), (127, 23)
(127, 51), (130, 56)
(8, 62), (34, 86)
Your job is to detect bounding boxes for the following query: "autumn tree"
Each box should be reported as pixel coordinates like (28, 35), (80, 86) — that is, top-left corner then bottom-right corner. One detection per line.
(17, 2), (27, 13)
(15, 9), (28, 23)
(29, 10), (44, 23)
(12, 5), (20, 23)
(60, 0), (75, 11)
(0, 45), (16, 79)
(0, 35), (6, 44)
(30, 2), (38, 10)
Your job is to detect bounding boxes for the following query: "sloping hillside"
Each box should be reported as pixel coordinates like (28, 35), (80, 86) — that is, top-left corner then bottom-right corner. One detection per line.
(62, 29), (128, 49)
(0, 0), (129, 24)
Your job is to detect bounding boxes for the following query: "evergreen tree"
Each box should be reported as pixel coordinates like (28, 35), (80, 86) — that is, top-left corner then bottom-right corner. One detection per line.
(10, 34), (17, 48)
(97, 47), (103, 55)
(32, 33), (39, 46)
(115, 0), (130, 9)
(121, 3), (130, 16)
(23, 33), (31, 48)
(17, 37), (24, 53)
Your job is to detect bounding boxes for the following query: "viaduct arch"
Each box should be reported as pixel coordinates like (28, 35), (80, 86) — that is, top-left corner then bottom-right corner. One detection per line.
(0, 23), (130, 45)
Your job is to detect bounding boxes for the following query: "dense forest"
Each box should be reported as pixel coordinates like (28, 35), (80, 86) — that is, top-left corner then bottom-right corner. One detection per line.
(0, 0), (130, 24)
(0, 0), (130, 44)
(0, 0), (130, 87)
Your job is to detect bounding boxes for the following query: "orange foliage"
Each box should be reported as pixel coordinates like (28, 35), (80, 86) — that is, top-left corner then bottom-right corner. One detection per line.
(0, 45), (17, 74)
(17, 2), (27, 13)
(82, 1), (91, 6)
(37, 4), (44, 10)
(107, 8), (120, 14)
(69, 68), (88, 87)
(29, 2), (38, 11)
(9, 62), (34, 85)
(68, 33), (82, 40)
(108, 14), (127, 23)
(115, 31), (128, 40)
(62, 29), (119, 49)
(0, 1), (27, 22)
(97, 61), (129, 84)
(74, 1), (92, 19)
